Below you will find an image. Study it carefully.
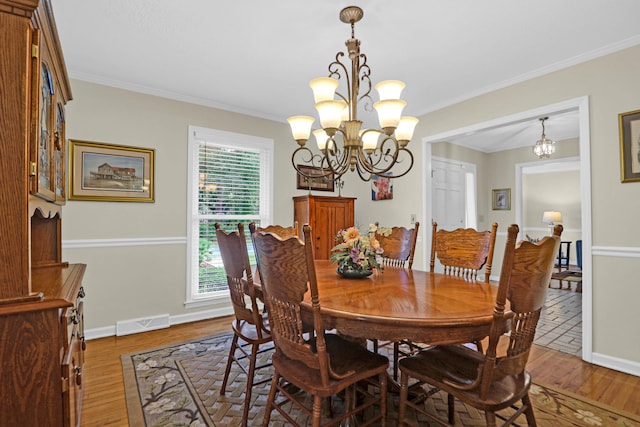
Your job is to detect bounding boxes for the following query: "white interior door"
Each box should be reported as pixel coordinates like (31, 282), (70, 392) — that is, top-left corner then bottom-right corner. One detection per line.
(431, 158), (474, 230)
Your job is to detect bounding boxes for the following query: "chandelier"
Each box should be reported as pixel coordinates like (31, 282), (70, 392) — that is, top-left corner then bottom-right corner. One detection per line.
(288, 6), (418, 182)
(533, 117), (556, 159)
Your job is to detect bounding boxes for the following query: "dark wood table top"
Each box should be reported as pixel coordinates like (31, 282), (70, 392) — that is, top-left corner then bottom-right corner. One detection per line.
(302, 260), (504, 345)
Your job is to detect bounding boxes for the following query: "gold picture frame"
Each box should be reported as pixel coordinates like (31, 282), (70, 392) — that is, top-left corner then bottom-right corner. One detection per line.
(492, 188), (511, 210)
(618, 109), (640, 183)
(296, 165), (335, 192)
(69, 139), (155, 202)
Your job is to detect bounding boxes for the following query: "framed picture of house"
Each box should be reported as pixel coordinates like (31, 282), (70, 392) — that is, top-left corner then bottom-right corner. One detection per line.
(492, 188), (511, 210)
(296, 165), (335, 192)
(618, 109), (640, 183)
(68, 140), (155, 202)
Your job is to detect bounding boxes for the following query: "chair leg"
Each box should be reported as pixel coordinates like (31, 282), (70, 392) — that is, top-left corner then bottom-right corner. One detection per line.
(393, 342), (400, 381)
(447, 393), (455, 424)
(398, 371), (409, 426)
(220, 333), (239, 395)
(522, 393), (537, 426)
(379, 372), (387, 427)
(241, 342), (260, 426)
(485, 411), (497, 427)
(261, 372), (279, 427)
(312, 395), (323, 427)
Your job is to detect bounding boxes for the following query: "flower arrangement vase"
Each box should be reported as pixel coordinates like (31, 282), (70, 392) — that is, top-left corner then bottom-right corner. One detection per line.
(337, 264), (373, 279)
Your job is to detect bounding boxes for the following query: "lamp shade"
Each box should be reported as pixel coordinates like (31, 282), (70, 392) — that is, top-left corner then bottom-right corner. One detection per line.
(309, 77), (339, 103)
(542, 211), (562, 224)
(373, 99), (406, 129)
(315, 100), (347, 129)
(395, 116), (419, 144)
(313, 129), (334, 151)
(360, 130), (381, 153)
(375, 80), (406, 100)
(288, 116), (315, 142)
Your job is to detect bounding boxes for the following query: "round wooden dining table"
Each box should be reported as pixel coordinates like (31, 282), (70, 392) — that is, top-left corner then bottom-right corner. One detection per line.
(302, 260), (506, 346)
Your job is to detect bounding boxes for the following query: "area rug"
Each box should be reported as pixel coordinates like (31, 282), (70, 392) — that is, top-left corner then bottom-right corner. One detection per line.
(121, 333), (640, 427)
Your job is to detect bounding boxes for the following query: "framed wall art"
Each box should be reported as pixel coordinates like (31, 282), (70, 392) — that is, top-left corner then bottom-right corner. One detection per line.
(618, 109), (640, 183)
(69, 140), (155, 202)
(296, 165), (335, 192)
(492, 188), (511, 210)
(371, 173), (393, 201)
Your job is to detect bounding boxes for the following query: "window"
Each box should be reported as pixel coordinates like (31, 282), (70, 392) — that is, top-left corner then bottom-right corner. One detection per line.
(186, 126), (273, 305)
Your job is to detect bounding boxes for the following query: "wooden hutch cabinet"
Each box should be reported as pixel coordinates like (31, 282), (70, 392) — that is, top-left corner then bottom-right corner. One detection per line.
(293, 195), (356, 259)
(0, 1), (86, 426)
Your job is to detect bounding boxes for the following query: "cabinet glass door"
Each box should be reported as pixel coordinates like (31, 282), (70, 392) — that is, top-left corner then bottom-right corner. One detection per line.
(32, 61), (56, 201)
(54, 102), (66, 204)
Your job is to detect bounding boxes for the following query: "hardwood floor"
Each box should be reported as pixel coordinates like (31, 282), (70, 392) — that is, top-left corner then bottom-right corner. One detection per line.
(80, 316), (640, 426)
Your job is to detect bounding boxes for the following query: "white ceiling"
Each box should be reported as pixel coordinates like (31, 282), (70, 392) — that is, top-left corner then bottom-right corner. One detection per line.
(52, 0), (640, 151)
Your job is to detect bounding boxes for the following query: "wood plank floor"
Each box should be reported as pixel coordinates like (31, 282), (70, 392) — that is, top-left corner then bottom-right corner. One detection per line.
(79, 316), (640, 426)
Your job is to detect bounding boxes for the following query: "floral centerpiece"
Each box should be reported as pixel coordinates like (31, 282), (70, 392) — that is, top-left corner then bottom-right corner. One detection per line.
(330, 224), (391, 278)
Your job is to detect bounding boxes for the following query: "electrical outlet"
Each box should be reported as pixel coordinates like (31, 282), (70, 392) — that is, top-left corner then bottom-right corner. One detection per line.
(410, 214), (416, 224)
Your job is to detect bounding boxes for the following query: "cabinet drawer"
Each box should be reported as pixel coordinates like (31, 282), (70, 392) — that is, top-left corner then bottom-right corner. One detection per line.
(62, 301), (83, 348)
(62, 332), (83, 427)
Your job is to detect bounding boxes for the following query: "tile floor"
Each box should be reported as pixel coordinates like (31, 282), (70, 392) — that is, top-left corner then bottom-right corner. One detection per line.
(535, 282), (582, 356)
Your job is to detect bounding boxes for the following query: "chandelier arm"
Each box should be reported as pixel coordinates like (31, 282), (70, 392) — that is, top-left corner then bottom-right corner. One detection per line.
(358, 138), (415, 179)
(321, 131), (352, 178)
(378, 147), (414, 179)
(357, 56), (372, 106)
(292, 147), (335, 179)
(328, 53), (352, 114)
(354, 160), (373, 182)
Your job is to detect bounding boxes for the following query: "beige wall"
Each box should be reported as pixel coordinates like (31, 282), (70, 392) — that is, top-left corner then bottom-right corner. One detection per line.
(63, 81), (299, 333)
(63, 44), (640, 370)
(406, 45), (640, 366)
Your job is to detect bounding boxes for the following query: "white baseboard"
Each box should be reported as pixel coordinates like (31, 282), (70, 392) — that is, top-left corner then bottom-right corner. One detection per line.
(84, 325), (116, 340)
(84, 307), (234, 340)
(170, 306), (234, 326)
(591, 352), (640, 377)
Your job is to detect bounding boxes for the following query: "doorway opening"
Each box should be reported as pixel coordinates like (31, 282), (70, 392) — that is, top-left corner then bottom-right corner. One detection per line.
(422, 96), (592, 362)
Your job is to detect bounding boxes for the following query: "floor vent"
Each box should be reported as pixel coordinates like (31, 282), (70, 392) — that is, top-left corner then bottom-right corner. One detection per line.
(116, 314), (170, 336)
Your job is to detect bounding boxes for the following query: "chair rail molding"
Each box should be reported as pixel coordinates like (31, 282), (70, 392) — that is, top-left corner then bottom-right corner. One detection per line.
(63, 236), (187, 249)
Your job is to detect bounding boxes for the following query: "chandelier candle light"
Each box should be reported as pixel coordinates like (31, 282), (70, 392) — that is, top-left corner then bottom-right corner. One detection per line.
(288, 6), (419, 181)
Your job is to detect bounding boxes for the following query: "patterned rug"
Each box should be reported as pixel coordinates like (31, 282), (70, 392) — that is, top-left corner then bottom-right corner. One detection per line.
(121, 333), (640, 426)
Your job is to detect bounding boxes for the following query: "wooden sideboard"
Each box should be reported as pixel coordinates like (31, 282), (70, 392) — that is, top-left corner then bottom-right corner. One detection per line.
(293, 195), (356, 259)
(0, 1), (86, 425)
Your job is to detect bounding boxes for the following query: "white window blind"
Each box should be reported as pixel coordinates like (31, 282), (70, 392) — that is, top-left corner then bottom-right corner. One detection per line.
(187, 126), (273, 304)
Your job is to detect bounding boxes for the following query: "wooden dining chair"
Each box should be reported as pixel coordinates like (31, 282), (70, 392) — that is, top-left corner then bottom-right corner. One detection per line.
(371, 222), (420, 380)
(248, 221), (299, 239)
(252, 224), (389, 427)
(214, 223), (273, 427)
(430, 221), (498, 283)
(398, 224), (562, 427)
(374, 222), (420, 269)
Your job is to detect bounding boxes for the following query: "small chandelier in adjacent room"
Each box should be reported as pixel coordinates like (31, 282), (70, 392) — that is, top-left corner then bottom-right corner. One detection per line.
(533, 117), (556, 159)
(287, 6), (418, 182)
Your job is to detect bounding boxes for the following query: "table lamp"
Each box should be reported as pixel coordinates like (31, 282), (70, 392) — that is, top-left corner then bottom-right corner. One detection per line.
(542, 211), (562, 235)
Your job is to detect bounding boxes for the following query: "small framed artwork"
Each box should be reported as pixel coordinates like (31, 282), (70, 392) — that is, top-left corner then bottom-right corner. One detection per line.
(69, 140), (155, 202)
(371, 174), (393, 201)
(492, 188), (511, 210)
(618, 109), (640, 183)
(296, 165), (335, 192)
